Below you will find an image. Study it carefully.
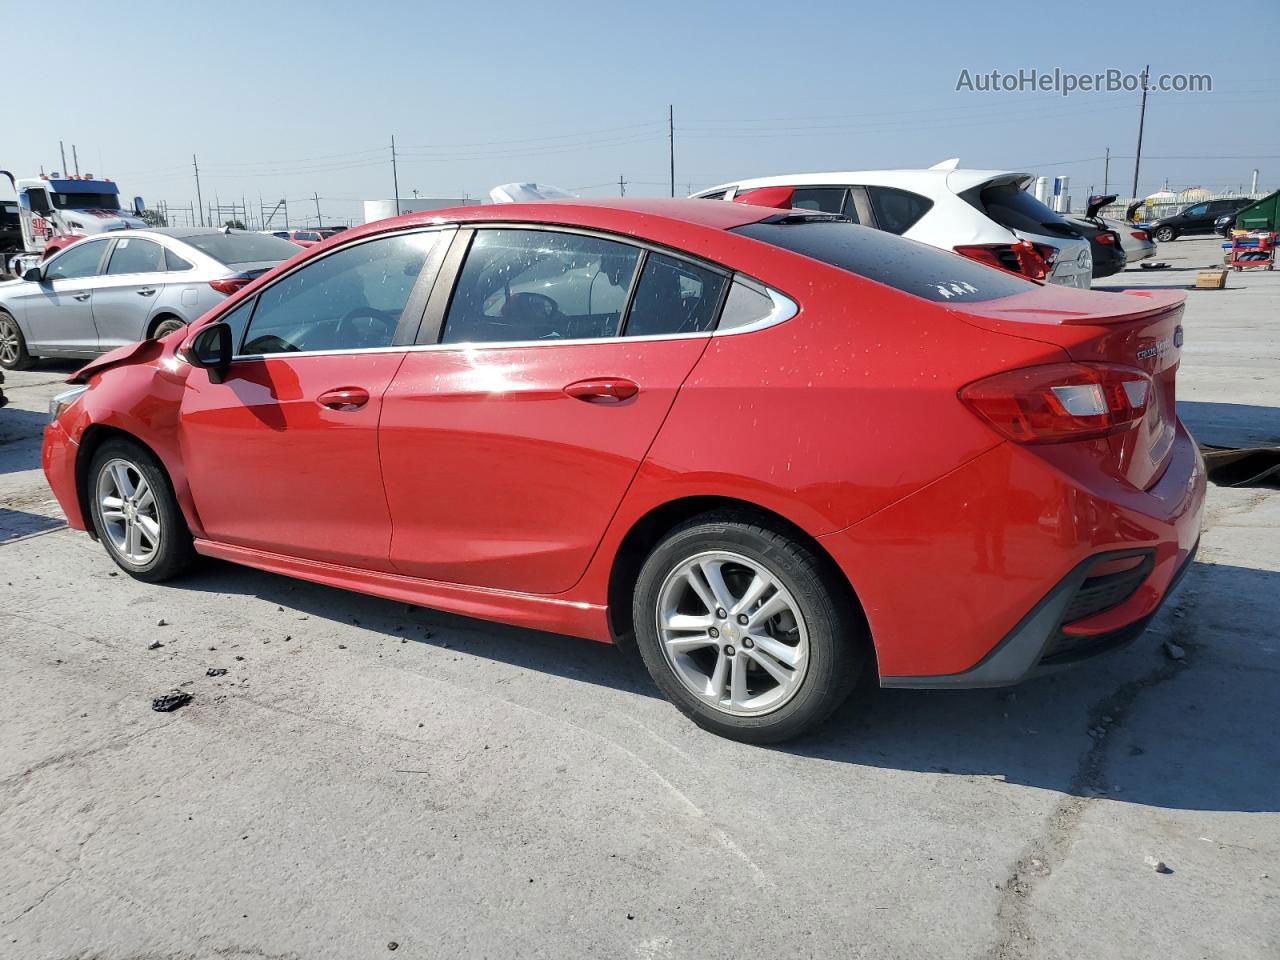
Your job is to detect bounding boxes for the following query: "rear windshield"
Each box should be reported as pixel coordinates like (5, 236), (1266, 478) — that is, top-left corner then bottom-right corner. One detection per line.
(974, 182), (1080, 239)
(181, 231), (301, 265)
(732, 220), (1034, 303)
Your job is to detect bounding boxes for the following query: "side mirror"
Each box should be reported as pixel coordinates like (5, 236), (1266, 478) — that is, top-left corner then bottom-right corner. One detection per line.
(22, 266), (43, 283)
(133, 196), (146, 216)
(185, 323), (233, 383)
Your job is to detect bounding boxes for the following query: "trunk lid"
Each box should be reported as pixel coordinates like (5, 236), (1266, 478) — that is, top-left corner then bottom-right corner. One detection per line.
(954, 285), (1186, 489)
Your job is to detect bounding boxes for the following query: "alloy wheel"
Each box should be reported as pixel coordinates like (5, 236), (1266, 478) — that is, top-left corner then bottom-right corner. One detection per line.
(0, 317), (19, 366)
(655, 550), (810, 716)
(96, 458), (162, 565)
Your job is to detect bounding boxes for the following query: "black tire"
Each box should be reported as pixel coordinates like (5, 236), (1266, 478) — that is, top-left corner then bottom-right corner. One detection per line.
(88, 437), (197, 582)
(150, 316), (186, 339)
(632, 510), (866, 743)
(0, 310), (35, 370)
(1154, 226), (1177, 243)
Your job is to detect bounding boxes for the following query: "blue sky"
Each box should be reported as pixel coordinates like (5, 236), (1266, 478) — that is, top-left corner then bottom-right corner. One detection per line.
(10, 0), (1279, 225)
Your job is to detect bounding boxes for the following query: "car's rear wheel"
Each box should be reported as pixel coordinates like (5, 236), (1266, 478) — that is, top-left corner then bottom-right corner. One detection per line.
(1154, 226), (1177, 243)
(150, 316), (185, 339)
(0, 311), (34, 370)
(88, 438), (196, 582)
(632, 511), (865, 743)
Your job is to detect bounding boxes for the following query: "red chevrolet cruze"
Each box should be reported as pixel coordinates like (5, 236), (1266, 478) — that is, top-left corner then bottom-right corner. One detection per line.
(42, 198), (1204, 742)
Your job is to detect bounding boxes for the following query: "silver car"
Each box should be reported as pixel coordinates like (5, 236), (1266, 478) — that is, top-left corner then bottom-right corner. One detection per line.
(0, 228), (300, 369)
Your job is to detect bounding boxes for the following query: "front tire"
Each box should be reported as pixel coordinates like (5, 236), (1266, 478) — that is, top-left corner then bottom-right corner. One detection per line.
(1154, 226), (1177, 243)
(88, 438), (196, 582)
(0, 310), (34, 370)
(632, 511), (865, 743)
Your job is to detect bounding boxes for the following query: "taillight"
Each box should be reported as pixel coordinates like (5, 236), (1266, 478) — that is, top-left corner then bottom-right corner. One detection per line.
(954, 241), (1055, 280)
(1130, 231), (1150, 242)
(209, 274), (252, 295)
(959, 362), (1153, 443)
(1096, 232), (1117, 245)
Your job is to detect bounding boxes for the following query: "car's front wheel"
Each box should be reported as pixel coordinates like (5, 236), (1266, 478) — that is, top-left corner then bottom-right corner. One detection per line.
(0, 310), (34, 370)
(632, 512), (865, 743)
(1154, 226), (1177, 243)
(88, 438), (196, 582)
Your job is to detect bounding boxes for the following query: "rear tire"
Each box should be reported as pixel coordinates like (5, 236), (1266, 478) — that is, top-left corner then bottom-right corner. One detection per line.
(150, 316), (186, 339)
(632, 510), (865, 743)
(0, 310), (34, 370)
(88, 438), (196, 582)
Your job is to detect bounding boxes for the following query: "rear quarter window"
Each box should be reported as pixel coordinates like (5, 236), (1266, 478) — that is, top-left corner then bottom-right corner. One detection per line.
(732, 220), (1034, 303)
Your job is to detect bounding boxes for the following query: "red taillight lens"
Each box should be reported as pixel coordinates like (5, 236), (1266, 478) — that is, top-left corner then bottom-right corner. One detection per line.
(954, 241), (1054, 280)
(209, 274), (252, 295)
(959, 362), (1153, 443)
(1096, 232), (1116, 245)
(1130, 231), (1150, 241)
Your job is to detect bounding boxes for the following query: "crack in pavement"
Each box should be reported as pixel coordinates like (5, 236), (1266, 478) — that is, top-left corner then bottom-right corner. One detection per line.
(987, 573), (1204, 960)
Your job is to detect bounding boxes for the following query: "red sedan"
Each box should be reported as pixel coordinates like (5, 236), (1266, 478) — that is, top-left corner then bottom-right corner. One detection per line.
(41, 199), (1204, 742)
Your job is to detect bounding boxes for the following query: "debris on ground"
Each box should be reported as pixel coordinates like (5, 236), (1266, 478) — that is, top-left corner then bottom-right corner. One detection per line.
(1164, 641), (1187, 661)
(206, 668), (228, 677)
(151, 690), (193, 712)
(147, 640), (164, 651)
(1139, 261), (1170, 270)
(1201, 446), (1280, 487)
(157, 618), (169, 627)
(387, 944), (399, 952)
(1144, 855), (1173, 874)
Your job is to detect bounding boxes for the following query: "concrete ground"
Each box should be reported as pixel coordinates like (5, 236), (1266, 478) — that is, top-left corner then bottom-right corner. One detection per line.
(1, 237), (1276, 959)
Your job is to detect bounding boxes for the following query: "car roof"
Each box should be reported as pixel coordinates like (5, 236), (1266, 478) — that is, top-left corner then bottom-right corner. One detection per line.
(702, 168), (1029, 198)
(347, 197), (775, 240)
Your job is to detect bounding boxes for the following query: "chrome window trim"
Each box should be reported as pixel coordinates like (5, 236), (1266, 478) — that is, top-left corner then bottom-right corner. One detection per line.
(226, 283), (797, 361)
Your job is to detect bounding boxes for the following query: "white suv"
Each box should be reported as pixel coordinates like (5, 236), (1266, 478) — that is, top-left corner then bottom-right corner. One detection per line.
(693, 162), (1093, 288)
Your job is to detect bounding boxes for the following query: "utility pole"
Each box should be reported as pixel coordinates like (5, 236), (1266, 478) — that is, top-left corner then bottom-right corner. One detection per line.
(313, 192), (323, 227)
(1131, 65), (1149, 197)
(72, 144), (80, 177)
(59, 140), (68, 176)
(1103, 147), (1110, 195)
(391, 136), (401, 215)
(668, 105), (675, 198)
(193, 154), (205, 226)
(618, 174), (626, 197)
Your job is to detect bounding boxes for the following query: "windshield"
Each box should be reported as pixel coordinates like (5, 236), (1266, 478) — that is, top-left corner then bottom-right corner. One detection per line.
(733, 220), (1034, 303)
(181, 231), (302, 265)
(51, 192), (121, 211)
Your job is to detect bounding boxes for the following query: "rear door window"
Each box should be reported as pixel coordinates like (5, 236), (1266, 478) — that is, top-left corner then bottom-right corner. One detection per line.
(622, 253), (728, 337)
(790, 187), (849, 216)
(866, 186), (933, 234)
(106, 237), (165, 275)
(441, 229), (641, 344)
(733, 220), (1032, 303)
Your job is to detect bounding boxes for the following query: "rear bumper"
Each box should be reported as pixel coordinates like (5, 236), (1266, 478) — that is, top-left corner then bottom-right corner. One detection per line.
(880, 540), (1196, 688)
(42, 420), (87, 531)
(820, 422), (1205, 685)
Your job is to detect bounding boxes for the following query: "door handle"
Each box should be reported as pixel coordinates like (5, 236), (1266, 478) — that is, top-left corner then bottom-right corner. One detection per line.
(72, 292), (91, 301)
(317, 386), (370, 411)
(564, 378), (639, 404)
(137, 287), (157, 296)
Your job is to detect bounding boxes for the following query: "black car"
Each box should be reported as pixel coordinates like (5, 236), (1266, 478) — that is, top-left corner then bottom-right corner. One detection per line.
(1065, 195), (1127, 279)
(1151, 197), (1253, 242)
